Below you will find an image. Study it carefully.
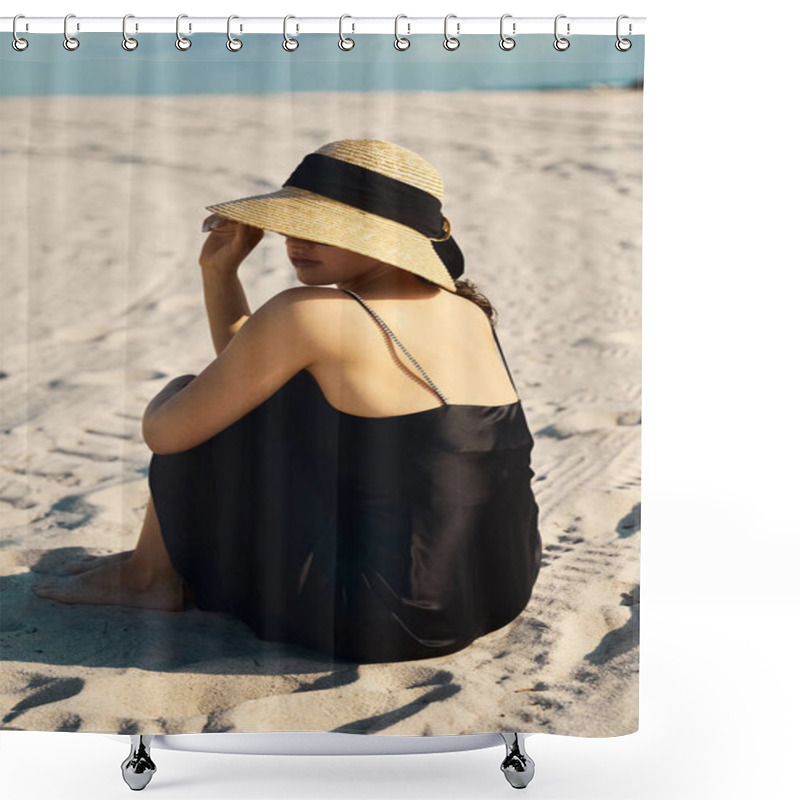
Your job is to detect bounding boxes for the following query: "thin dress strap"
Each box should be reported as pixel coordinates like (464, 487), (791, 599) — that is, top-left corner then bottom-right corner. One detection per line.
(490, 324), (518, 393)
(339, 288), (449, 405)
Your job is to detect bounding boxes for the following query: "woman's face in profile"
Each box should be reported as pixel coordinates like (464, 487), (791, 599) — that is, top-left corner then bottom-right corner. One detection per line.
(283, 236), (385, 287)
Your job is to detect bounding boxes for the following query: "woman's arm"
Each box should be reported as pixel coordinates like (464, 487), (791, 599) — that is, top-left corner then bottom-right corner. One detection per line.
(201, 268), (251, 356)
(198, 213), (265, 355)
(142, 287), (323, 455)
(143, 374), (197, 420)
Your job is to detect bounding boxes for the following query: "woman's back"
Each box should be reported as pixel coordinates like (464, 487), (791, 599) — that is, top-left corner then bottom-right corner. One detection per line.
(305, 286), (520, 419)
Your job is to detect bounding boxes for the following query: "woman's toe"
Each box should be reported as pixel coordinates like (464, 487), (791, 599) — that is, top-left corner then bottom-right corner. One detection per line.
(62, 550), (133, 575)
(33, 577), (57, 596)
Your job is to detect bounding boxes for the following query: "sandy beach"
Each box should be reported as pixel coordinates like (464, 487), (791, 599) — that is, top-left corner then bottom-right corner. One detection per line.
(0, 88), (641, 737)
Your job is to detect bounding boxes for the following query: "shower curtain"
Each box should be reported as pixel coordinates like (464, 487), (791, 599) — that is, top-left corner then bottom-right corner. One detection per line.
(0, 21), (644, 738)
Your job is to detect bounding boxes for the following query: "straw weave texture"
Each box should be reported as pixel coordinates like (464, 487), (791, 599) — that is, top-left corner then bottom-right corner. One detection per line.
(205, 139), (457, 292)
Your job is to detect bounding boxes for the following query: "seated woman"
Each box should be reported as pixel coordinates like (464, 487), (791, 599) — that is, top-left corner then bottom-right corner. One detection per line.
(33, 139), (542, 664)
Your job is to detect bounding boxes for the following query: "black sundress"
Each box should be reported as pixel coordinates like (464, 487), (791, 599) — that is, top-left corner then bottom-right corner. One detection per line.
(148, 288), (542, 664)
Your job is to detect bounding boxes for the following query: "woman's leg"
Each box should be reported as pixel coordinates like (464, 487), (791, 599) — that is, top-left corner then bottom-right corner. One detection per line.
(64, 495), (166, 575)
(127, 494), (185, 582)
(35, 373), (196, 610)
(33, 493), (186, 611)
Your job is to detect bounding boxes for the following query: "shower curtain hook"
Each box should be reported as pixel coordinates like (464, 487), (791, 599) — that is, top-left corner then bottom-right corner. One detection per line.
(226, 15), (243, 51)
(121, 15), (138, 51)
(499, 14), (516, 50)
(615, 14), (632, 51)
(339, 15), (355, 51)
(175, 14), (192, 50)
(63, 13), (80, 51)
(443, 14), (460, 51)
(11, 14), (29, 52)
(553, 14), (570, 51)
(283, 15), (299, 51)
(394, 14), (410, 51)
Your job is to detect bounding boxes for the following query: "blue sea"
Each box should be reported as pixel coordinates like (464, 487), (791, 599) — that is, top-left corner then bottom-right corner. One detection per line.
(1, 33), (644, 96)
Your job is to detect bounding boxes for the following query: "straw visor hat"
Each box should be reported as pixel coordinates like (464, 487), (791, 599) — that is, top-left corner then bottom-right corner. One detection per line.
(205, 139), (464, 293)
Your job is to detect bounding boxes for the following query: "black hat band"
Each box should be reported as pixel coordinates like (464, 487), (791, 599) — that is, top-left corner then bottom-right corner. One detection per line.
(282, 152), (464, 280)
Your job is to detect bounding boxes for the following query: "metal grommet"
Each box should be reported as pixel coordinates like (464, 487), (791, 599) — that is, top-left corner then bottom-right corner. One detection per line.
(12, 14), (29, 51)
(122, 14), (138, 51)
(553, 14), (570, 51)
(429, 216), (452, 242)
(339, 15), (355, 51)
(63, 13), (79, 51)
(394, 14), (410, 51)
(499, 13), (516, 50)
(175, 14), (191, 51)
(443, 14), (460, 51)
(615, 14), (632, 52)
(227, 15), (243, 51)
(283, 15), (299, 51)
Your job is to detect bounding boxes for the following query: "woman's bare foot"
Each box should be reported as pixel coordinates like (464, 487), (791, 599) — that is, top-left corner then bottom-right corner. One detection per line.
(62, 550), (135, 575)
(33, 556), (185, 612)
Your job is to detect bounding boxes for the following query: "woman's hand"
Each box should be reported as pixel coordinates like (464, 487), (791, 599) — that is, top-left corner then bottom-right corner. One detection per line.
(199, 213), (264, 276)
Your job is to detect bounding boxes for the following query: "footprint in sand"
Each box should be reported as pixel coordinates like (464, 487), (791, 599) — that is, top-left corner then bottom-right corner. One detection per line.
(3, 674), (85, 725)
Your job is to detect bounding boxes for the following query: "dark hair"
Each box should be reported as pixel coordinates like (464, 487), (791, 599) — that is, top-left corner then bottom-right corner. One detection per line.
(415, 274), (498, 326)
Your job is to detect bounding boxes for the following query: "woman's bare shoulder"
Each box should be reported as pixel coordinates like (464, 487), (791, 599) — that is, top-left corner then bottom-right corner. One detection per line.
(259, 285), (343, 305)
(252, 286), (351, 359)
(253, 286), (348, 319)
